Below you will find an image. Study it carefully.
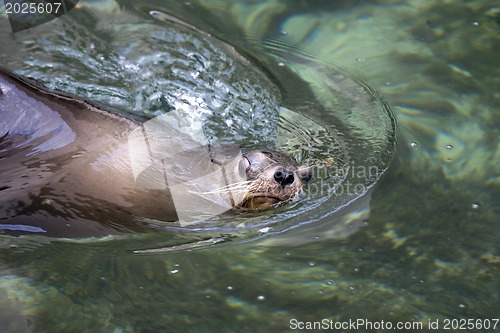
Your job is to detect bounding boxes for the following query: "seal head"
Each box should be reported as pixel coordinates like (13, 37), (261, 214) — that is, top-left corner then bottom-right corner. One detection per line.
(240, 150), (312, 209)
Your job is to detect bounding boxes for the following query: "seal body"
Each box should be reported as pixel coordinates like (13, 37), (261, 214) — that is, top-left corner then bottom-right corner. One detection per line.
(0, 69), (179, 237)
(0, 70), (311, 238)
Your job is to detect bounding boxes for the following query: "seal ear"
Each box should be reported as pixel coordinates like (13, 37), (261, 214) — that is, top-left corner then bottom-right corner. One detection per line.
(297, 166), (313, 183)
(243, 156), (251, 172)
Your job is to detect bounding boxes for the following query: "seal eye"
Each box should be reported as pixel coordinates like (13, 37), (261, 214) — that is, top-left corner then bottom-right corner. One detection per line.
(243, 156), (251, 172)
(297, 166), (313, 183)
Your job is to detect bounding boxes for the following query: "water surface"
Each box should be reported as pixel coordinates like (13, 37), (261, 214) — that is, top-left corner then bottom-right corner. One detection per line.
(0, 0), (499, 332)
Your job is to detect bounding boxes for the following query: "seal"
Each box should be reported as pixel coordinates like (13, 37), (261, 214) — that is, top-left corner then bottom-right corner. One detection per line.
(0, 69), (311, 238)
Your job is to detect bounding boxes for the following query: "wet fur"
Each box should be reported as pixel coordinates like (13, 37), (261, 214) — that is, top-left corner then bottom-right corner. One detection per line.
(0, 69), (311, 237)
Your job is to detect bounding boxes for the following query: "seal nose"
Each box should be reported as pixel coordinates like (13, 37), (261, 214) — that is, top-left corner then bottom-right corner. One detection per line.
(274, 169), (295, 187)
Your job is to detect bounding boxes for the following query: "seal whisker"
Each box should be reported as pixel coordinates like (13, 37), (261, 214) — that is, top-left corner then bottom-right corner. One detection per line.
(196, 180), (253, 196)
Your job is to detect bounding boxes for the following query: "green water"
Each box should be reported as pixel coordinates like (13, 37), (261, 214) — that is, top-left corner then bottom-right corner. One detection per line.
(1, 0), (499, 332)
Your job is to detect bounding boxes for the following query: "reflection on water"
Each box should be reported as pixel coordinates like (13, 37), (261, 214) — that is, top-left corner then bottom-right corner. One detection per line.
(0, 0), (499, 331)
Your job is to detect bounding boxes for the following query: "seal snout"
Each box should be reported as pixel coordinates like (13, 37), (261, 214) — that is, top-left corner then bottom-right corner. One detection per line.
(239, 150), (313, 210)
(274, 169), (295, 187)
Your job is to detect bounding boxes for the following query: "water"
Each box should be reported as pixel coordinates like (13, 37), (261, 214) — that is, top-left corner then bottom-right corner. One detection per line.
(0, 0), (499, 332)
(0, 0), (395, 240)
